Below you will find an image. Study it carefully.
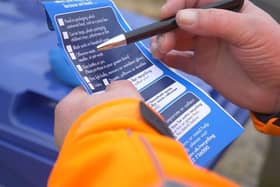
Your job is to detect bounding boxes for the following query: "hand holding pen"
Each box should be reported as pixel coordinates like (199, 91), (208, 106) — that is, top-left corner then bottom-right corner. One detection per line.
(97, 0), (244, 50)
(96, 0), (280, 114)
(151, 0), (280, 114)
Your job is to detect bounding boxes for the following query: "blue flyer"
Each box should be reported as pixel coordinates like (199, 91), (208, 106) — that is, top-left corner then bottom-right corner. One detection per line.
(43, 0), (244, 167)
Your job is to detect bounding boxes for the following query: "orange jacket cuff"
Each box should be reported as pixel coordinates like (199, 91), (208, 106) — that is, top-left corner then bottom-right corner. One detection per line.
(251, 112), (280, 136)
(49, 98), (239, 187)
(63, 98), (167, 146)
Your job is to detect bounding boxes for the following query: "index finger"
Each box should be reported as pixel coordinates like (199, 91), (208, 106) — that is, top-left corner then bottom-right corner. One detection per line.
(161, 0), (216, 19)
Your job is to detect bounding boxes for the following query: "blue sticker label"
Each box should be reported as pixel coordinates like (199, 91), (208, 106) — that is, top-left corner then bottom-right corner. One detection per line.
(162, 92), (210, 139)
(55, 7), (154, 92)
(43, 0), (244, 167)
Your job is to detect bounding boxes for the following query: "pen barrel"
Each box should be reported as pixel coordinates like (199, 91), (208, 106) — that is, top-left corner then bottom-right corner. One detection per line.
(124, 0), (243, 44)
(125, 17), (177, 44)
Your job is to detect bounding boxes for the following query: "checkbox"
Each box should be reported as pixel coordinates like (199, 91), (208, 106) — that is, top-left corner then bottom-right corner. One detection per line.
(76, 65), (83, 72)
(103, 79), (109, 86)
(58, 18), (65, 26)
(84, 76), (90, 83)
(62, 32), (69, 40)
(66, 45), (73, 53)
(69, 52), (76, 60)
(89, 83), (95, 90)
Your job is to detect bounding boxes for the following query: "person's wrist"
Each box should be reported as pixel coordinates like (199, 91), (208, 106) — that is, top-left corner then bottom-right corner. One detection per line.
(250, 94), (280, 136)
(64, 99), (174, 144)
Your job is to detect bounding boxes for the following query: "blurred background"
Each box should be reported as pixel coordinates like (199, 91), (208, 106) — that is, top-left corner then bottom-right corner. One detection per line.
(0, 0), (280, 187)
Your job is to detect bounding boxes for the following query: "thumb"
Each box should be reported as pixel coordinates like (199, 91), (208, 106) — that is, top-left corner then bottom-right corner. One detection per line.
(176, 8), (252, 45)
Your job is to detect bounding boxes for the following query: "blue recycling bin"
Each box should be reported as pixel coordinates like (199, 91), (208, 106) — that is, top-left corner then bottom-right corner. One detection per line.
(0, 1), (249, 187)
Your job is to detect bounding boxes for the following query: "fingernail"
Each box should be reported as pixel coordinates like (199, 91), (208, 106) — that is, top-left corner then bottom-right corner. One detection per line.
(157, 34), (166, 54)
(177, 10), (197, 26)
(160, 3), (167, 13)
(150, 38), (159, 53)
(160, 4), (165, 11)
(151, 35), (165, 59)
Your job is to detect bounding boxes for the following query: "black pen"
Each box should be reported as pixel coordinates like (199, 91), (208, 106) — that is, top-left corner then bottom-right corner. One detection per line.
(97, 0), (244, 51)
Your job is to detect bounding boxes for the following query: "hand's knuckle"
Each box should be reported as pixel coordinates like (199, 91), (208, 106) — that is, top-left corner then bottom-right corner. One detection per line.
(124, 82), (136, 90)
(114, 80), (133, 88)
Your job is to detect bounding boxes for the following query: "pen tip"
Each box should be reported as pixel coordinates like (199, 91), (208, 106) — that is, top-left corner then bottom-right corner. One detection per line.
(96, 43), (107, 51)
(96, 34), (127, 51)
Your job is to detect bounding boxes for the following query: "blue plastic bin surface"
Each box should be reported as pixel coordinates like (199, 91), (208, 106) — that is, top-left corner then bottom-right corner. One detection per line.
(0, 0), (249, 187)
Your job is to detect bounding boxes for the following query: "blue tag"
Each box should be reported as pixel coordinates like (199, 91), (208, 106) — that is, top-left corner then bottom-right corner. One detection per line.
(43, 0), (243, 167)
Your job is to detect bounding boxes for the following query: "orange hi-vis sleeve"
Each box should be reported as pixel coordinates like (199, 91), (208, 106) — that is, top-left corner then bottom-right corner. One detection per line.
(251, 112), (280, 136)
(48, 99), (238, 187)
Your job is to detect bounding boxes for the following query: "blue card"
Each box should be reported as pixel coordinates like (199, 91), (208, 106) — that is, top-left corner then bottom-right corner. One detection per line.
(43, 0), (244, 167)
